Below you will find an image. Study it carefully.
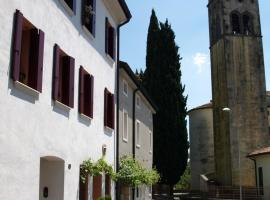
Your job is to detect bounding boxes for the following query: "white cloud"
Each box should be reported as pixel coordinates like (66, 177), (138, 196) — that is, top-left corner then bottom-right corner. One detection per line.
(193, 53), (209, 74)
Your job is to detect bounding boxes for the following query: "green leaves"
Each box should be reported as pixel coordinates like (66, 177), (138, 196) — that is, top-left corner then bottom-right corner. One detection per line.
(116, 156), (160, 187)
(80, 157), (115, 183)
(80, 156), (160, 187)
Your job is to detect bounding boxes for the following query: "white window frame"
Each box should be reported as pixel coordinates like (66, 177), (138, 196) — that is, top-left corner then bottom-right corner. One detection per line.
(122, 110), (128, 142)
(149, 131), (152, 154)
(136, 95), (141, 109)
(136, 120), (141, 148)
(123, 80), (128, 97)
(149, 110), (152, 122)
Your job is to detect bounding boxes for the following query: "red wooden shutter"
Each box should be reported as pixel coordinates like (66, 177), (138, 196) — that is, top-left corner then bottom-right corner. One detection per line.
(12, 10), (23, 81)
(89, 75), (94, 118)
(79, 170), (88, 200)
(68, 56), (75, 108)
(36, 30), (45, 92)
(104, 88), (108, 127)
(110, 93), (115, 129)
(105, 174), (111, 196)
(105, 17), (108, 54)
(93, 175), (102, 200)
(53, 44), (60, 101)
(79, 66), (85, 114)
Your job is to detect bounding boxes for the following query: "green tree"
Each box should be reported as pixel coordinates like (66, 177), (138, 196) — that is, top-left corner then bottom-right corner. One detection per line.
(175, 162), (191, 190)
(143, 12), (189, 193)
(143, 9), (160, 90)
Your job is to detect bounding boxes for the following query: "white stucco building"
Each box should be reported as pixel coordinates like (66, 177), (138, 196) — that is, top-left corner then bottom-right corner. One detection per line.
(0, 0), (131, 200)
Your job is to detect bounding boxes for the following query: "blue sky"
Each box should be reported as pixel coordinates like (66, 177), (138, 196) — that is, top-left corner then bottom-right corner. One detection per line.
(120, 0), (270, 110)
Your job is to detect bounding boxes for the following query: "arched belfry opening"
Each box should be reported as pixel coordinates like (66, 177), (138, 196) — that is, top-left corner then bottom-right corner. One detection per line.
(231, 12), (241, 34)
(243, 12), (254, 35)
(39, 156), (65, 200)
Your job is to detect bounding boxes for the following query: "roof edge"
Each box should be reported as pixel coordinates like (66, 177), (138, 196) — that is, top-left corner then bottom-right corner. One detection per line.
(188, 102), (213, 114)
(118, 0), (132, 20)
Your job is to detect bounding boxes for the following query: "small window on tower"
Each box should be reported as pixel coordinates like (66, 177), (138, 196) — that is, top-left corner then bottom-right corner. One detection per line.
(231, 12), (241, 34)
(243, 13), (254, 35)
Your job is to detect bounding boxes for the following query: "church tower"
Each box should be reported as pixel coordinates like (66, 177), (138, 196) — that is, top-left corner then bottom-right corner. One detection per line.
(208, 0), (269, 186)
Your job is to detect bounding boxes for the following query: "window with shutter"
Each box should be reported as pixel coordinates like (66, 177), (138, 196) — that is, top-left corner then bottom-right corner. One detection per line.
(104, 88), (115, 129)
(79, 169), (89, 200)
(136, 120), (140, 148)
(123, 110), (128, 142)
(79, 66), (94, 118)
(53, 44), (75, 108)
(92, 175), (102, 200)
(60, 0), (76, 15)
(82, 0), (96, 36)
(11, 10), (45, 93)
(105, 18), (115, 60)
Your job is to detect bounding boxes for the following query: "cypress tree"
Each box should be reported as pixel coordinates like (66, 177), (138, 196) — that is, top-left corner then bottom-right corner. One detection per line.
(143, 14), (188, 191)
(143, 9), (160, 91)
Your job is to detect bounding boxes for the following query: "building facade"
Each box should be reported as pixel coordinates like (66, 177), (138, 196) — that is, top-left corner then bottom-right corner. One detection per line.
(0, 0), (130, 200)
(188, 102), (215, 191)
(208, 0), (270, 186)
(118, 61), (156, 200)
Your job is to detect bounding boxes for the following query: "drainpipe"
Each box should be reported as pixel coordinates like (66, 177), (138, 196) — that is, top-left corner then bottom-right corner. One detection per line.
(132, 88), (139, 200)
(116, 16), (131, 200)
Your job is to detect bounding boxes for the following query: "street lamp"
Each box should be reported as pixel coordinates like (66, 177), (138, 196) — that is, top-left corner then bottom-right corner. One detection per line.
(222, 107), (242, 200)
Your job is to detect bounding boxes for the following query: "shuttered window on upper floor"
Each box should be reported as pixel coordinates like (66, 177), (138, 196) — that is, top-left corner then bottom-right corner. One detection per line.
(81, 0), (96, 36)
(11, 10), (45, 93)
(53, 44), (75, 108)
(60, 0), (76, 15)
(105, 18), (115, 60)
(104, 88), (115, 129)
(79, 66), (94, 118)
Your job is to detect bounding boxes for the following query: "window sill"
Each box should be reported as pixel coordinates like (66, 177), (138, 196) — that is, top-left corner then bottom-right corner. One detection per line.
(54, 100), (71, 111)
(59, 0), (75, 16)
(80, 113), (92, 121)
(106, 53), (115, 65)
(14, 81), (40, 96)
(82, 25), (95, 40)
(122, 138), (128, 143)
(136, 144), (141, 149)
(105, 125), (114, 132)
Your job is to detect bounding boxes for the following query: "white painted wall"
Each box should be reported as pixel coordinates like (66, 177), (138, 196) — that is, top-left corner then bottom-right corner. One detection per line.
(254, 155), (270, 200)
(0, 0), (125, 199)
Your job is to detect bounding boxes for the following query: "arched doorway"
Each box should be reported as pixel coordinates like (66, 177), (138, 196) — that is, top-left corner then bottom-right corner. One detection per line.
(39, 156), (65, 200)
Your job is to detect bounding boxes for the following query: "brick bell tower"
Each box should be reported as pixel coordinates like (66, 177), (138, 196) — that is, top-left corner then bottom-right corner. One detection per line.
(208, 0), (269, 186)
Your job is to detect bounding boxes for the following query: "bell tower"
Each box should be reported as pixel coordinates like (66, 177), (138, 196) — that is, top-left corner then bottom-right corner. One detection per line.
(208, 0), (269, 186)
